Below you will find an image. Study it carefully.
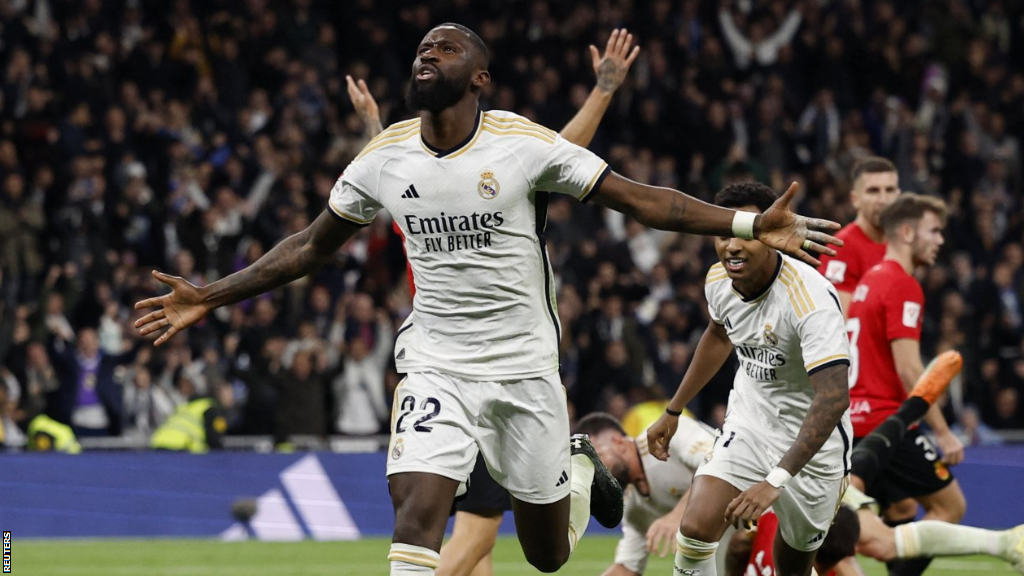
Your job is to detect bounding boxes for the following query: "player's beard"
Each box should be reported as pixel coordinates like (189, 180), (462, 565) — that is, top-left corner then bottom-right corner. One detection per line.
(406, 68), (470, 113)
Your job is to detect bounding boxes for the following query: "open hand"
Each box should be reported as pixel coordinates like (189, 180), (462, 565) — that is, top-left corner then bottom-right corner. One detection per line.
(134, 271), (210, 346)
(646, 413), (680, 461)
(590, 28), (641, 93)
(646, 512), (684, 557)
(756, 182), (843, 266)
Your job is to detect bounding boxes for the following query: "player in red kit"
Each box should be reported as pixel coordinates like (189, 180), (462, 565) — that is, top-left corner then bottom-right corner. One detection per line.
(818, 157), (898, 316)
(845, 193), (965, 576)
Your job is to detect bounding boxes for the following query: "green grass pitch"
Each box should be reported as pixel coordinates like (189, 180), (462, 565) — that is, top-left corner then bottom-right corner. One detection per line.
(14, 536), (1018, 575)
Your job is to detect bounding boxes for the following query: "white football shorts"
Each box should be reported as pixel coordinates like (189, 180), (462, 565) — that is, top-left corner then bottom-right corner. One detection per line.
(694, 422), (849, 552)
(385, 370), (571, 504)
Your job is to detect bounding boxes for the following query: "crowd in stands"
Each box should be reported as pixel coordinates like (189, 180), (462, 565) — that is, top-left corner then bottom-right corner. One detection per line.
(1, 0), (1023, 448)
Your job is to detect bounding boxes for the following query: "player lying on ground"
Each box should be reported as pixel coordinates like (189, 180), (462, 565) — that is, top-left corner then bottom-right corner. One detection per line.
(136, 23), (842, 576)
(647, 181), (852, 576)
(726, 351), (1024, 576)
(346, 28), (642, 576)
(573, 411), (737, 576)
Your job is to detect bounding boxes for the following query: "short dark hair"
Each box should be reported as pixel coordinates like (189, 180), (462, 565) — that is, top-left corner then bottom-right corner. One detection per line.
(713, 181), (777, 213)
(815, 506), (860, 571)
(436, 22), (489, 68)
(879, 193), (948, 239)
(573, 412), (626, 437)
(851, 156), (897, 183)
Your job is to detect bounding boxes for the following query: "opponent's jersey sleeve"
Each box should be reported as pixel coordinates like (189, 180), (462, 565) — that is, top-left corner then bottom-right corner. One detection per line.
(328, 149), (385, 225)
(791, 265), (851, 376)
(530, 133), (609, 201)
(885, 274), (924, 341)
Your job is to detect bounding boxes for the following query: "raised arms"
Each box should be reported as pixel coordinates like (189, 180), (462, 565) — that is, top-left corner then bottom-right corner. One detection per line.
(560, 29), (639, 146)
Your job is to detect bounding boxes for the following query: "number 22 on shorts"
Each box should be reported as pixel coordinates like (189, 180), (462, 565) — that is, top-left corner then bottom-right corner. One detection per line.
(395, 394), (441, 433)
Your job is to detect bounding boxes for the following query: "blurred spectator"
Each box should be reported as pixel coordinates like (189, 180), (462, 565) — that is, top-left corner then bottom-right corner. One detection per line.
(952, 405), (1004, 446)
(334, 307), (393, 435)
(48, 328), (132, 437)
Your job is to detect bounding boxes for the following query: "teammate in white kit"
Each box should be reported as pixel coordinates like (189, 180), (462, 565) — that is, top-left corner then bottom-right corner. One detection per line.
(573, 412), (730, 576)
(134, 24), (842, 576)
(648, 182), (853, 576)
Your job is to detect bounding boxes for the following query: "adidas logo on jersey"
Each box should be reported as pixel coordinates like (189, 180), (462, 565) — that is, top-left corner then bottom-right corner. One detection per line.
(401, 184), (421, 199)
(807, 531), (825, 545)
(555, 470), (568, 487)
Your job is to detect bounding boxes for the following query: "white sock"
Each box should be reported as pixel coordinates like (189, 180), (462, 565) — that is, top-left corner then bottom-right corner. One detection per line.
(567, 451), (595, 554)
(389, 543), (439, 575)
(895, 521), (1004, 558)
(674, 531), (719, 576)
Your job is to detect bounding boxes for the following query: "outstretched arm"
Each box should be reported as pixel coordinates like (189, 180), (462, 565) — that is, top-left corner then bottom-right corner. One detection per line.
(591, 177), (842, 266)
(135, 212), (363, 345)
(560, 28), (640, 146)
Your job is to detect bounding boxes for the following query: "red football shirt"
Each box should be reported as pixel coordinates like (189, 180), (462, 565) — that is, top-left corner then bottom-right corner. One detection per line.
(818, 223), (887, 294)
(846, 260), (924, 437)
(746, 511), (837, 576)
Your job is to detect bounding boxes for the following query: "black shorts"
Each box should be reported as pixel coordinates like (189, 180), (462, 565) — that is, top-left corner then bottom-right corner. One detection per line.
(853, 427), (954, 507)
(453, 454), (511, 516)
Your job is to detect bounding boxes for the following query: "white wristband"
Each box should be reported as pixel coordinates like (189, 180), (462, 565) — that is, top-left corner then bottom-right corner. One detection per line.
(765, 467), (792, 489)
(732, 211), (757, 240)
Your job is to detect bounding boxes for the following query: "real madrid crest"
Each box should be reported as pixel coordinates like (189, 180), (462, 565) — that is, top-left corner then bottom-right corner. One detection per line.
(478, 170), (499, 199)
(763, 323), (778, 347)
(392, 437), (404, 460)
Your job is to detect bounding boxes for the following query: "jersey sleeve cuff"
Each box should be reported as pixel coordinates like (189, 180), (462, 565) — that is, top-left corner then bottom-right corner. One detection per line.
(327, 202), (373, 226)
(806, 357), (850, 376)
(578, 164), (611, 203)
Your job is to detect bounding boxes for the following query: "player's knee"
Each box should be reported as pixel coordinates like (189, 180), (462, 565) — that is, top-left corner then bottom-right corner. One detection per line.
(679, 516), (719, 544)
(927, 492), (966, 523)
(522, 549), (568, 573)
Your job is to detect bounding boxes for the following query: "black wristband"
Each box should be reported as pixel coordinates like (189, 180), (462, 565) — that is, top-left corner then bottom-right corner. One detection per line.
(665, 408), (682, 417)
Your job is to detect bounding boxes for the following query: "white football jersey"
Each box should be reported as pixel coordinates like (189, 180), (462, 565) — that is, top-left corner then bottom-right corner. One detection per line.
(623, 417), (716, 530)
(704, 253), (853, 478)
(330, 110), (609, 380)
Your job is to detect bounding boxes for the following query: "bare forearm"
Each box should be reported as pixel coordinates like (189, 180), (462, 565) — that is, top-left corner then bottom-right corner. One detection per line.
(595, 177), (755, 236)
(559, 87), (613, 146)
(201, 209), (361, 311)
(923, 404), (952, 435)
(778, 365), (850, 475)
(365, 117), (383, 138)
(667, 323), (733, 412)
(201, 230), (332, 309)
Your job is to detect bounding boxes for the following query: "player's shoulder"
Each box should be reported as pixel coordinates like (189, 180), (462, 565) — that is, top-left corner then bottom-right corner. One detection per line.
(705, 262), (729, 285)
(480, 110), (559, 146)
(778, 255), (841, 319)
(704, 262), (730, 302)
(353, 117), (423, 162)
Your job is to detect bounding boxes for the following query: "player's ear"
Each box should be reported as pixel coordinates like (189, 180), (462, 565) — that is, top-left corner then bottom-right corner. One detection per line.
(473, 69), (490, 89)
